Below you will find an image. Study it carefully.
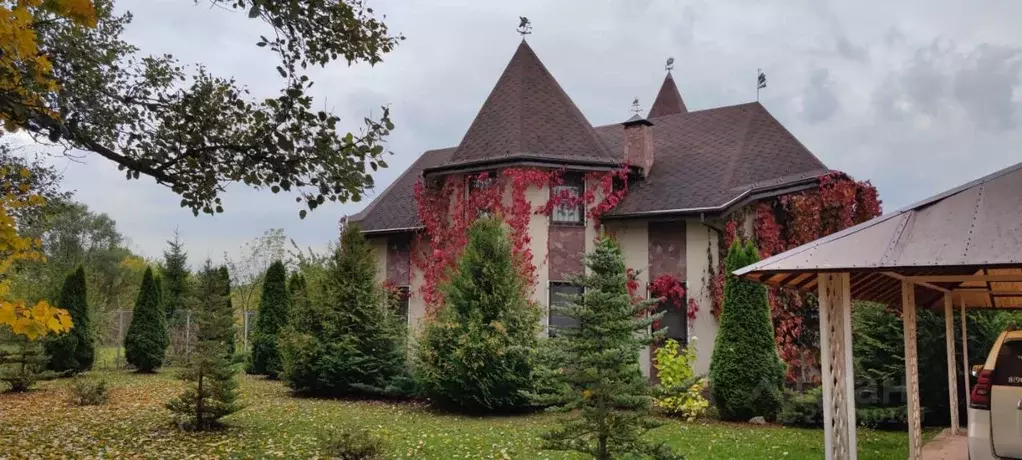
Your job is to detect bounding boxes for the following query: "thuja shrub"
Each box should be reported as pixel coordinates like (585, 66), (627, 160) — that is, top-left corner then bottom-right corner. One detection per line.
(709, 239), (785, 421)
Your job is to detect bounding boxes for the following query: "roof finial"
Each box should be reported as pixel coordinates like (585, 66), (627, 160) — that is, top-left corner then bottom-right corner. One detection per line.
(665, 57), (675, 72)
(631, 97), (643, 115)
(517, 17), (532, 38)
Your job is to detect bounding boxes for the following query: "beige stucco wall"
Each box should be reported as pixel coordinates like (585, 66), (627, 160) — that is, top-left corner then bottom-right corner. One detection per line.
(685, 220), (721, 376)
(369, 237), (387, 285)
(408, 241), (427, 333)
(525, 183), (552, 335)
(605, 219), (652, 377)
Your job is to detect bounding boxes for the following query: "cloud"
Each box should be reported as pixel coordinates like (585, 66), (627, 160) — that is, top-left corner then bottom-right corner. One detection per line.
(12, 0), (1022, 265)
(798, 67), (840, 123)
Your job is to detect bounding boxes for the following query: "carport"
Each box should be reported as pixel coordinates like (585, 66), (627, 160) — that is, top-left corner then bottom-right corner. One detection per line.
(734, 161), (1022, 460)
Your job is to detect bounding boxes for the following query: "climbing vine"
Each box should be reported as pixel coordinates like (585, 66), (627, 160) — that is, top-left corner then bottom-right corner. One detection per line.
(705, 172), (881, 383)
(413, 166), (629, 316)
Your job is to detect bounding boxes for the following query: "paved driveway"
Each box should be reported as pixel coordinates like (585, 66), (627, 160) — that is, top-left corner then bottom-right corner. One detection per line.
(921, 429), (967, 460)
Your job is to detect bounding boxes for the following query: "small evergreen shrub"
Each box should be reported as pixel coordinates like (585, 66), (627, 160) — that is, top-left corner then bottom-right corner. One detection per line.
(778, 388), (823, 427)
(124, 267), (169, 373)
(279, 223), (408, 396)
(320, 425), (389, 460)
(70, 377), (109, 406)
(247, 260), (290, 378)
(46, 267), (93, 374)
(416, 218), (539, 412)
(709, 239), (785, 421)
(653, 338), (708, 421)
(536, 235), (680, 460)
(0, 339), (53, 392)
(167, 261), (240, 430)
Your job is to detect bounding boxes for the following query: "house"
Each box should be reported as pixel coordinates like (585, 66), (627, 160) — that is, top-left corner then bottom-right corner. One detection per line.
(351, 40), (830, 376)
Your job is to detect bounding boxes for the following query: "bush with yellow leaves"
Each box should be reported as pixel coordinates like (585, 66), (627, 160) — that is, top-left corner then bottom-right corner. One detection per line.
(653, 337), (710, 422)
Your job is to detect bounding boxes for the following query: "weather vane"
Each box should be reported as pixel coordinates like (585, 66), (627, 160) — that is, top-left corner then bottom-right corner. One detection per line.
(631, 97), (642, 115)
(665, 57), (675, 72)
(757, 68), (767, 101)
(517, 17), (532, 37)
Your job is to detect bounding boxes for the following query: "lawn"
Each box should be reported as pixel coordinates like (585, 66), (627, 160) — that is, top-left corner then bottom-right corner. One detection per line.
(0, 369), (932, 459)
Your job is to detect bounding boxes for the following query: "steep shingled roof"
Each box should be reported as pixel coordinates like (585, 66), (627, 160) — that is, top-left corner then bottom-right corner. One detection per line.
(446, 40), (615, 167)
(647, 72), (687, 118)
(355, 103), (829, 233)
(600, 102), (829, 217)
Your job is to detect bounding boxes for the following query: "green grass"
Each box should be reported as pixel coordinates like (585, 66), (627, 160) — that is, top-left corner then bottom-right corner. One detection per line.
(0, 369), (936, 459)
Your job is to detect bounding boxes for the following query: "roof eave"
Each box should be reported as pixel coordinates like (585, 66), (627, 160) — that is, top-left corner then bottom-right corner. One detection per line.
(603, 174), (824, 221)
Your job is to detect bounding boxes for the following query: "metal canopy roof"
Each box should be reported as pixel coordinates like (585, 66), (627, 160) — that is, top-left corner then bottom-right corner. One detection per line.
(735, 161), (1022, 309)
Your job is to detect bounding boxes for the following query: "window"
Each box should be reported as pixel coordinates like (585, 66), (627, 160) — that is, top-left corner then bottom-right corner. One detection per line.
(549, 282), (583, 337)
(551, 173), (584, 225)
(390, 286), (410, 328)
(993, 340), (1022, 386)
(468, 172), (497, 219)
(653, 281), (687, 346)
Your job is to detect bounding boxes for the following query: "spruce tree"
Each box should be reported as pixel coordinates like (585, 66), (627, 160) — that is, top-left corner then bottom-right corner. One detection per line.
(537, 235), (680, 460)
(167, 260), (240, 430)
(217, 266), (236, 356)
(416, 217), (539, 411)
(45, 267), (93, 374)
(247, 260), (290, 377)
(163, 232), (190, 321)
(709, 239), (785, 421)
(125, 267), (169, 372)
(279, 223), (406, 396)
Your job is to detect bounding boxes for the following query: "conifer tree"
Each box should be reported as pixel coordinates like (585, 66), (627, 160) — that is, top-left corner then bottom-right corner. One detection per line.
(536, 235), (680, 460)
(217, 266), (236, 356)
(280, 223), (406, 395)
(45, 266), (93, 374)
(247, 260), (290, 377)
(125, 267), (169, 372)
(416, 218), (539, 411)
(167, 260), (240, 430)
(709, 239), (785, 421)
(163, 232), (190, 321)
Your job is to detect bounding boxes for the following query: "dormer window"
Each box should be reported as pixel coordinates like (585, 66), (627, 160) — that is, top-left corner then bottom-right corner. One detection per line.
(551, 173), (584, 225)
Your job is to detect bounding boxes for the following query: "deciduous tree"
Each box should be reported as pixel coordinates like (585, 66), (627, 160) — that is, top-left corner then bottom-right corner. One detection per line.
(2, 0), (401, 216)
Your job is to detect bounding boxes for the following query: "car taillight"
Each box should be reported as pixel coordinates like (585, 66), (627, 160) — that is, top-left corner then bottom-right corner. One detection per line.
(971, 369), (993, 410)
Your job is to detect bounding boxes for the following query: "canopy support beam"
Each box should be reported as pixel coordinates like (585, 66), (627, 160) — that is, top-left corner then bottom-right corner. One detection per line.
(819, 273), (857, 460)
(961, 297), (971, 409)
(903, 281), (923, 460)
(944, 293), (960, 433)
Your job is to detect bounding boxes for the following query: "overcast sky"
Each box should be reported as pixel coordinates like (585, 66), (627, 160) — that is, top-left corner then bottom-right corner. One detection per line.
(23, 0), (1022, 265)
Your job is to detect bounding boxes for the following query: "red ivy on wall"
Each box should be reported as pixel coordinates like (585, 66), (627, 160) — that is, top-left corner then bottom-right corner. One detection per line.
(413, 166), (630, 317)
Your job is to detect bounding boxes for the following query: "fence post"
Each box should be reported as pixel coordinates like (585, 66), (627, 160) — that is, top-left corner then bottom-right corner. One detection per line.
(185, 310), (192, 357)
(117, 309), (124, 368)
(243, 309), (248, 351)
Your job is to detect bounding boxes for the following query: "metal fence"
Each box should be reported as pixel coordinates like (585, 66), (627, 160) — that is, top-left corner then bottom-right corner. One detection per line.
(95, 309), (257, 369)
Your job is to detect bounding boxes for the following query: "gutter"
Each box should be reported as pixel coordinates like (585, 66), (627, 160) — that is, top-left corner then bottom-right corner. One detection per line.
(423, 154), (623, 176)
(601, 174), (823, 221)
(361, 226), (423, 237)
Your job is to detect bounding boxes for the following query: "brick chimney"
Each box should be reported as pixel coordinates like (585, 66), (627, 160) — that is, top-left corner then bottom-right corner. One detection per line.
(622, 114), (654, 177)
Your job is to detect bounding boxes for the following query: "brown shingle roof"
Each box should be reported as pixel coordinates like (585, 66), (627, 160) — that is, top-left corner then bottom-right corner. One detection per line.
(446, 40), (615, 168)
(356, 102), (828, 232)
(601, 102), (829, 217)
(647, 72), (687, 118)
(352, 147), (455, 233)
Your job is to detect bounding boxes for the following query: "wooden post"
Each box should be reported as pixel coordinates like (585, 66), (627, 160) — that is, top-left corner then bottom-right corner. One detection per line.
(902, 281), (922, 460)
(961, 297), (970, 408)
(819, 273), (857, 460)
(943, 293), (960, 433)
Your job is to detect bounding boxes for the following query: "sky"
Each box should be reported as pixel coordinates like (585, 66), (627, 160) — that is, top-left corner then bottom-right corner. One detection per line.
(16, 0), (1022, 265)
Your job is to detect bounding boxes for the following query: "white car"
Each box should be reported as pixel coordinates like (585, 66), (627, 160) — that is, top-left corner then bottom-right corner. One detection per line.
(969, 329), (1022, 459)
